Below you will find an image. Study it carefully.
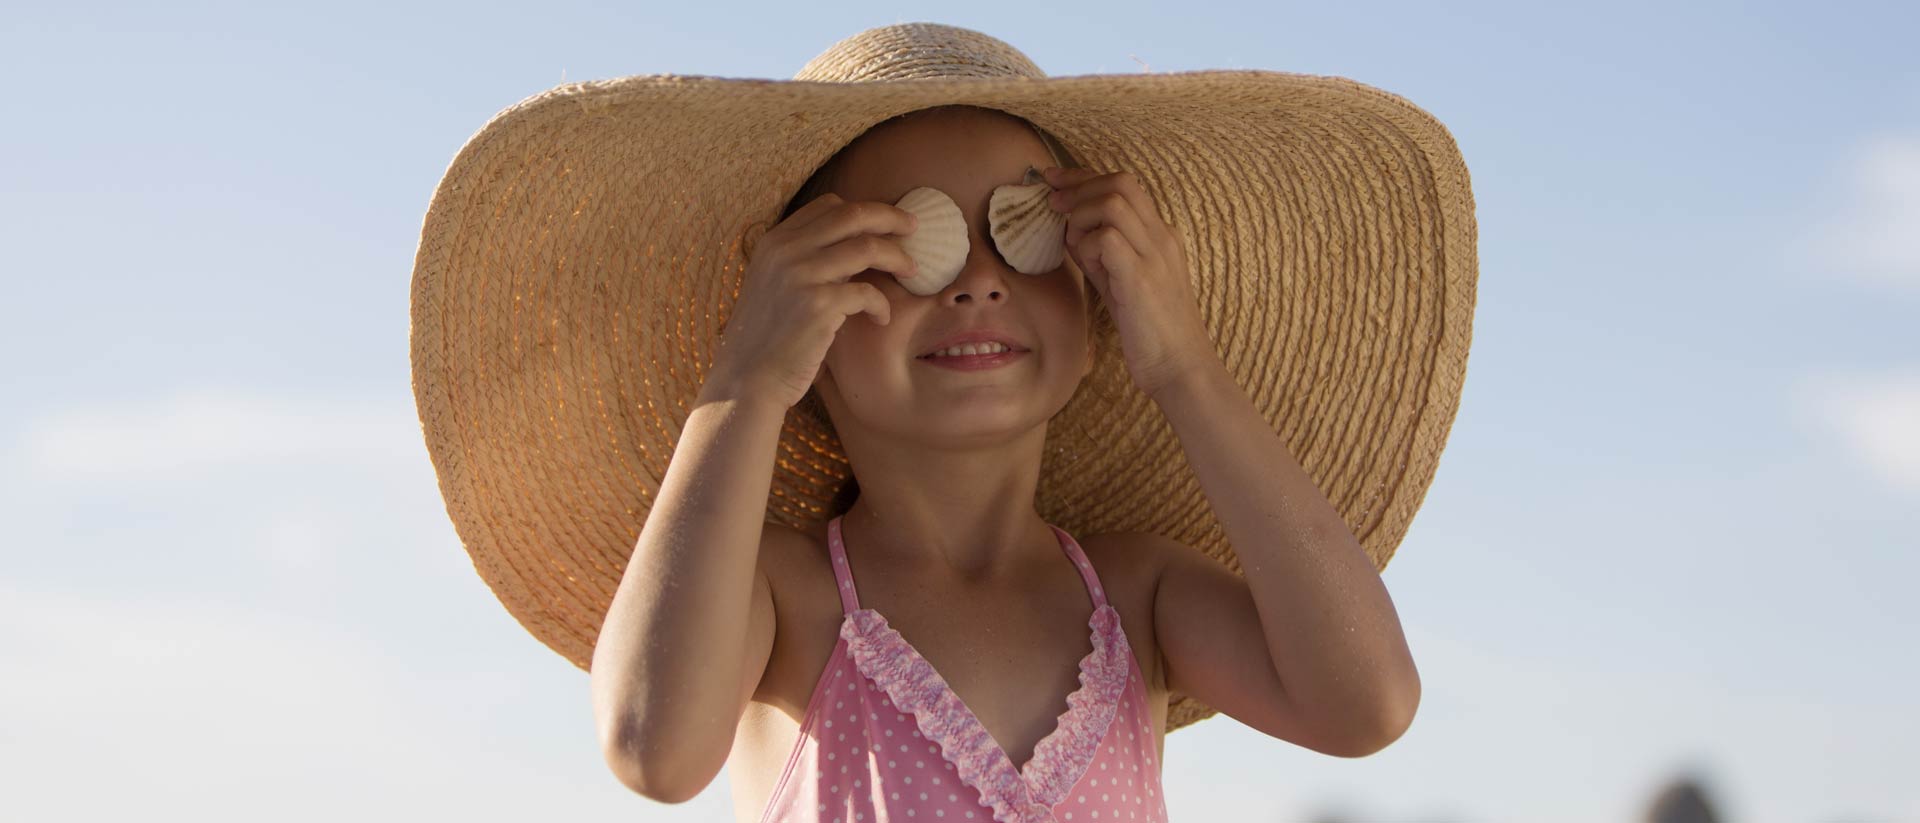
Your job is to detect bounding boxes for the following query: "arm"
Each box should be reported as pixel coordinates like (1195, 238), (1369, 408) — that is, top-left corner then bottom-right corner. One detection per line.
(1147, 360), (1421, 757)
(591, 382), (787, 801)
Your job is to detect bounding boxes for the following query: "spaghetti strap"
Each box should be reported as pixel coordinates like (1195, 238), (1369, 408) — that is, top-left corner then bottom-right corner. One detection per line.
(1049, 523), (1108, 609)
(834, 515), (1105, 613)
(826, 515), (861, 615)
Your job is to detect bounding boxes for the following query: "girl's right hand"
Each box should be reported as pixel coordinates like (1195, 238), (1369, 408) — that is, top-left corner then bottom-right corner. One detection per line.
(705, 192), (920, 409)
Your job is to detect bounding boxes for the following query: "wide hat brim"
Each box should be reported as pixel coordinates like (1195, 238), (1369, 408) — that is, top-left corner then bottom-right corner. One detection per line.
(409, 45), (1477, 734)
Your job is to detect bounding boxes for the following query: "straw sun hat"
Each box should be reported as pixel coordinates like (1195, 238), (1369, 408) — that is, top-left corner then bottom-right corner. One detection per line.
(408, 21), (1477, 732)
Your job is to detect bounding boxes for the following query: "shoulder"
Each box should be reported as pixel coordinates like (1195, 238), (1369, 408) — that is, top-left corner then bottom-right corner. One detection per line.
(756, 519), (842, 626)
(1073, 529), (1179, 689)
(1075, 529), (1178, 590)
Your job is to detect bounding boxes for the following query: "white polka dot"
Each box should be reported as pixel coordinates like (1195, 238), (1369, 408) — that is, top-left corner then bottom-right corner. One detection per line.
(966, 814), (974, 819)
(1103, 794), (1109, 801)
(826, 720), (834, 728)
(1108, 746), (1114, 753)
(830, 786), (839, 793)
(1065, 814), (1073, 820)
(899, 745), (908, 752)
(892, 792), (900, 800)
(889, 760), (896, 767)
(936, 812), (945, 818)
(905, 776), (913, 784)
(908, 811), (916, 818)
(1079, 795), (1086, 803)
(948, 793), (957, 801)
(885, 729), (893, 737)
(915, 760), (924, 768)
(927, 745), (936, 753)
(933, 777), (942, 785)
(919, 792), (928, 801)
(828, 752), (836, 760)
(838, 733), (845, 741)
(837, 700), (844, 708)
(1100, 763), (1107, 770)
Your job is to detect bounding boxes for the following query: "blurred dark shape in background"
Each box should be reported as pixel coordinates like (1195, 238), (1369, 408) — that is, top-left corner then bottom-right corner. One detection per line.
(1644, 772), (1723, 823)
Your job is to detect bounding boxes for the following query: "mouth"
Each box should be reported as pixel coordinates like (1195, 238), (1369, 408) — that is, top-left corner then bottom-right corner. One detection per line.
(915, 349), (1031, 370)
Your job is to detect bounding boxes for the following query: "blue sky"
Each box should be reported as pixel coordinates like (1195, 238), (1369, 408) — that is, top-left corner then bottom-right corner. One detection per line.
(3, 1), (1917, 821)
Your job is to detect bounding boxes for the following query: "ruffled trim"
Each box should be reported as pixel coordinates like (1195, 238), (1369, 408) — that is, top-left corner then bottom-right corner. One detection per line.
(840, 603), (1133, 823)
(1019, 604), (1131, 806)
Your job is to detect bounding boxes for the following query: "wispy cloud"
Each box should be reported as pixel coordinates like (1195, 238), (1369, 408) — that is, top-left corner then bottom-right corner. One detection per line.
(1796, 133), (1920, 290)
(0, 583), (654, 821)
(1792, 369), (1920, 493)
(11, 388), (422, 482)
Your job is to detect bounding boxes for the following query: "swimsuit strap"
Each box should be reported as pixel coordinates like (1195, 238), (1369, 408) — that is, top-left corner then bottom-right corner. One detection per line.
(827, 516), (1108, 614)
(1049, 523), (1109, 609)
(826, 515), (861, 615)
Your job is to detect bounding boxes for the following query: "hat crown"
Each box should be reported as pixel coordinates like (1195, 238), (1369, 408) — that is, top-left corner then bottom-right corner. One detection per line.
(792, 22), (1047, 83)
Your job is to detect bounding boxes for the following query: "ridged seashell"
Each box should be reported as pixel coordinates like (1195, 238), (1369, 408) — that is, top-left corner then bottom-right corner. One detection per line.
(989, 166), (1068, 275)
(892, 186), (967, 296)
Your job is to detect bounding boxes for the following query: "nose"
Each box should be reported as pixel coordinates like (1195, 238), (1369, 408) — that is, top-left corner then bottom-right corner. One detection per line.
(933, 228), (1016, 304)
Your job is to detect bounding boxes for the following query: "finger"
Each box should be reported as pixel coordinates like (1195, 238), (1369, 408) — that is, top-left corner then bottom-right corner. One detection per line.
(803, 198), (920, 250)
(837, 281), (890, 327)
(1048, 170), (1171, 246)
(1061, 191), (1155, 265)
(781, 191), (845, 235)
(804, 232), (918, 286)
(1090, 226), (1144, 280)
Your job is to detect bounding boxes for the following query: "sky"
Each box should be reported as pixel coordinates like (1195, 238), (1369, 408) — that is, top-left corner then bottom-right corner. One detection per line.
(2, 1), (1917, 821)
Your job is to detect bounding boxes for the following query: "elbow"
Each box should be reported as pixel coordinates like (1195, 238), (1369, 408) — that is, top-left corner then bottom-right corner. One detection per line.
(603, 726), (710, 804)
(1337, 683), (1421, 758)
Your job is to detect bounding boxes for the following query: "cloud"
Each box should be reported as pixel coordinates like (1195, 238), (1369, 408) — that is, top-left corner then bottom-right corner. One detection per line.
(0, 582), (660, 821)
(1791, 369), (1920, 493)
(10, 387), (423, 482)
(1795, 133), (1920, 290)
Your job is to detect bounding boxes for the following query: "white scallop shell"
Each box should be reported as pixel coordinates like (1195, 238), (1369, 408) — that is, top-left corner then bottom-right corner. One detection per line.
(989, 167), (1068, 275)
(891, 186), (967, 296)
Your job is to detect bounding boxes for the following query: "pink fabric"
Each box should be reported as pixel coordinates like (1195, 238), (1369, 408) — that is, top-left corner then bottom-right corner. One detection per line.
(756, 515), (1168, 823)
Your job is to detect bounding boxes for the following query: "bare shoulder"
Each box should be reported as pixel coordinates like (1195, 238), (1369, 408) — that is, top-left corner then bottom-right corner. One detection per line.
(740, 518), (843, 710)
(756, 519), (838, 622)
(1072, 529), (1176, 692)
(1073, 529), (1173, 584)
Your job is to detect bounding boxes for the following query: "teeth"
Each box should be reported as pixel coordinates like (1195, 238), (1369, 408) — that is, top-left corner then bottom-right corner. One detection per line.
(928, 342), (1011, 358)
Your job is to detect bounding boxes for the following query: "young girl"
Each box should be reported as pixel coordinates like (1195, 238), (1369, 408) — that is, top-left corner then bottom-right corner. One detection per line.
(412, 20), (1470, 823)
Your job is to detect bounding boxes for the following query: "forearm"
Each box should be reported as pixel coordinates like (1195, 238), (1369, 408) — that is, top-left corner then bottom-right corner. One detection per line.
(591, 385), (789, 781)
(1150, 360), (1420, 737)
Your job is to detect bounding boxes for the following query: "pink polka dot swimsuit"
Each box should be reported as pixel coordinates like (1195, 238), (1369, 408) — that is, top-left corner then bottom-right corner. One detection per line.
(756, 515), (1168, 823)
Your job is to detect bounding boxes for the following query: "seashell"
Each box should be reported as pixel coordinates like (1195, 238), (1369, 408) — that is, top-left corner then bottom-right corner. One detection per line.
(989, 166), (1068, 275)
(891, 186), (968, 296)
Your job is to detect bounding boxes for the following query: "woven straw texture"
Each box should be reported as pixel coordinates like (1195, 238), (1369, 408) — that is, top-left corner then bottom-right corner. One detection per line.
(409, 22), (1477, 734)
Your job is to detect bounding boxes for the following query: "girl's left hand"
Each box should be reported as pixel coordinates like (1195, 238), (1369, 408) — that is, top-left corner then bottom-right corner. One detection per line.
(1043, 165), (1218, 399)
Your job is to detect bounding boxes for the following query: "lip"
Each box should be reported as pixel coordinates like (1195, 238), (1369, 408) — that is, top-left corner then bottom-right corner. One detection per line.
(916, 329), (1031, 358)
(915, 349), (1029, 371)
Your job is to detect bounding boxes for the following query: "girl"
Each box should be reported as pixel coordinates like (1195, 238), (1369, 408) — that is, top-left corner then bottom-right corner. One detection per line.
(411, 20), (1472, 823)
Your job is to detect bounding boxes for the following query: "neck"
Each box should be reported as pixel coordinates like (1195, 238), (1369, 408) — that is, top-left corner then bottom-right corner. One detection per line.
(839, 492), (1054, 582)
